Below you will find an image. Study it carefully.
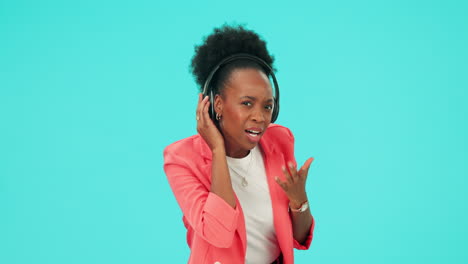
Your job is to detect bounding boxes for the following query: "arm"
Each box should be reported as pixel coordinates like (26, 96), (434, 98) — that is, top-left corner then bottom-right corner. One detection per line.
(163, 94), (239, 248)
(290, 196), (315, 249)
(197, 93), (237, 209)
(210, 147), (236, 208)
(274, 127), (315, 249)
(276, 160), (315, 249)
(164, 148), (239, 248)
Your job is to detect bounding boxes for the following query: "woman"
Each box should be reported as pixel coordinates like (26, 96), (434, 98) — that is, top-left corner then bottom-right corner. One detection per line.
(163, 25), (315, 264)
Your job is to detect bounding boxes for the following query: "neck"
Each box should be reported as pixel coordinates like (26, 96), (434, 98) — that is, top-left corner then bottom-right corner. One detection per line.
(224, 142), (250, 158)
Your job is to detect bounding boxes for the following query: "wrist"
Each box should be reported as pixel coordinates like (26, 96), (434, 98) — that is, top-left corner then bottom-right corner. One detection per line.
(289, 200), (309, 213)
(211, 146), (226, 156)
(289, 195), (308, 209)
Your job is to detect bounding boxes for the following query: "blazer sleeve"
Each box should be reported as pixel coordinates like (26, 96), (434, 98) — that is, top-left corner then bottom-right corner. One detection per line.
(283, 127), (316, 250)
(293, 215), (315, 250)
(163, 146), (240, 248)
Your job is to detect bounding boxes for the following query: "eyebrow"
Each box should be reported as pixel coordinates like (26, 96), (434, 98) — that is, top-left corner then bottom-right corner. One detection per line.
(240, 96), (274, 102)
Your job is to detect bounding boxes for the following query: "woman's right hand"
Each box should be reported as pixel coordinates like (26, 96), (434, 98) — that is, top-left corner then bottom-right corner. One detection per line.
(196, 93), (225, 152)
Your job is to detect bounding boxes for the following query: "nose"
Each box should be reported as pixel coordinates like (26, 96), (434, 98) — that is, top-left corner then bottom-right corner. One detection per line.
(251, 107), (265, 123)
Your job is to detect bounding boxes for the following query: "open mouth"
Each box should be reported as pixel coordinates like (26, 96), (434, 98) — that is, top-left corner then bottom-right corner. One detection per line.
(245, 129), (262, 142)
(245, 129), (261, 137)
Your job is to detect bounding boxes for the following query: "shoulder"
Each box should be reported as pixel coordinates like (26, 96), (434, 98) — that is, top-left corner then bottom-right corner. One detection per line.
(263, 123), (295, 142)
(163, 134), (209, 164)
(164, 134), (198, 154)
(260, 124), (295, 155)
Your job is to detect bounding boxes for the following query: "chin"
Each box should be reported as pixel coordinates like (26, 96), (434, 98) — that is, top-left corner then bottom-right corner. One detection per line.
(245, 141), (258, 150)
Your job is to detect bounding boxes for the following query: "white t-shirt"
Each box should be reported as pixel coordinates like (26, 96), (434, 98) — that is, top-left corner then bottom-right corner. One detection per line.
(226, 145), (281, 264)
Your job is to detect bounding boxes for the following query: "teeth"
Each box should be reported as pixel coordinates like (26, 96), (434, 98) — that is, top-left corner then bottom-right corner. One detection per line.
(246, 130), (260, 134)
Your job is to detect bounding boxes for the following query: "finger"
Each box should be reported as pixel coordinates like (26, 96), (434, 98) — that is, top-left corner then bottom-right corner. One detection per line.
(200, 95), (210, 126)
(197, 95), (207, 126)
(288, 161), (299, 182)
(299, 157), (314, 178)
(201, 96), (211, 125)
(275, 176), (288, 191)
(282, 165), (293, 184)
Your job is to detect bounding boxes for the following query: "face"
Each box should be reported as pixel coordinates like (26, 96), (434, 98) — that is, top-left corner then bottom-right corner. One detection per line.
(214, 68), (274, 158)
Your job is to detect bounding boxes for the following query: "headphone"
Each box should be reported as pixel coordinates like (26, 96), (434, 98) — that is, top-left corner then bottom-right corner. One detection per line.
(202, 53), (280, 123)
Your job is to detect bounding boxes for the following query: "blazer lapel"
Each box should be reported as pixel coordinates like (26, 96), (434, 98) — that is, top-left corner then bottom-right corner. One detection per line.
(260, 134), (291, 260)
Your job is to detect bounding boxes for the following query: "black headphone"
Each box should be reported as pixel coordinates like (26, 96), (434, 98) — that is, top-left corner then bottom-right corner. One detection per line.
(202, 53), (280, 123)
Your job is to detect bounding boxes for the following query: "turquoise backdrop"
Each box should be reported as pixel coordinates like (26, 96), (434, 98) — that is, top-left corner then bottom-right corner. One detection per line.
(1, 0), (467, 263)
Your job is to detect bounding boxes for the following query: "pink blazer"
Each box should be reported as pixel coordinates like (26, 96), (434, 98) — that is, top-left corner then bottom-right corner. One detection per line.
(163, 124), (315, 264)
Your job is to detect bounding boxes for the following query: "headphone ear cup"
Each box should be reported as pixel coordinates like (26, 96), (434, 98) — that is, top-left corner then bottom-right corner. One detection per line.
(271, 97), (279, 123)
(209, 90), (216, 121)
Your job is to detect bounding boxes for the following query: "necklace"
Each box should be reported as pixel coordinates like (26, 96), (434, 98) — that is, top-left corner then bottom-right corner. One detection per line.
(227, 150), (254, 188)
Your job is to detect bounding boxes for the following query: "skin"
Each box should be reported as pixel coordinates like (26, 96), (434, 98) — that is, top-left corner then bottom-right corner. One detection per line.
(215, 68), (274, 158)
(195, 68), (314, 245)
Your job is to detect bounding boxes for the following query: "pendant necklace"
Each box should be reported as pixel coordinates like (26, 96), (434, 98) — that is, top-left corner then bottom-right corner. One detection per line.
(228, 150), (253, 188)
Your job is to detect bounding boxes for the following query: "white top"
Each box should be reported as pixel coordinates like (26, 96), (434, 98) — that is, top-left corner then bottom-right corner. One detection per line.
(226, 146), (280, 264)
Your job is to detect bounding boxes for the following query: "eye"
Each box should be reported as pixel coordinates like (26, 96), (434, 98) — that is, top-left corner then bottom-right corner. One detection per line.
(241, 101), (252, 106)
(265, 104), (273, 110)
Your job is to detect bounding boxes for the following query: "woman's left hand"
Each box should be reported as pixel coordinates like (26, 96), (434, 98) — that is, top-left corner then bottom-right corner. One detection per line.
(275, 157), (314, 206)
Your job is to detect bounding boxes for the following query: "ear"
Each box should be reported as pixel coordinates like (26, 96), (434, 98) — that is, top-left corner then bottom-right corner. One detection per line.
(214, 94), (223, 115)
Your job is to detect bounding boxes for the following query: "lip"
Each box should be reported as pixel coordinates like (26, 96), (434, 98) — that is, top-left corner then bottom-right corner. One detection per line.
(245, 127), (263, 133)
(244, 127), (264, 143)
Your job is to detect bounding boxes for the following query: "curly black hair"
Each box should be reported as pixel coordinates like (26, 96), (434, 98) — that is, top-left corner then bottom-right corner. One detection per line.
(190, 24), (275, 94)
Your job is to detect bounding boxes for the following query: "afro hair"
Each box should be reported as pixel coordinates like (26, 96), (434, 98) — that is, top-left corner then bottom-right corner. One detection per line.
(190, 24), (275, 93)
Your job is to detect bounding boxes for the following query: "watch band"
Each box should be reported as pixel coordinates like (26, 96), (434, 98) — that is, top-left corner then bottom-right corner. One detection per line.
(289, 200), (309, 213)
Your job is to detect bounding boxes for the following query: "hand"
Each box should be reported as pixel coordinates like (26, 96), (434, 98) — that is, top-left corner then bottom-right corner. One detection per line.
(196, 93), (225, 152)
(275, 158), (314, 207)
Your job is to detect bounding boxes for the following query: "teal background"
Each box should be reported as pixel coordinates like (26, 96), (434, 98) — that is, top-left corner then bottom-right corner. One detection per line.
(1, 0), (467, 263)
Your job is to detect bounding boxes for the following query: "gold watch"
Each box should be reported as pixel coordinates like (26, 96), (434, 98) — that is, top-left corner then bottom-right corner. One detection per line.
(289, 200), (309, 213)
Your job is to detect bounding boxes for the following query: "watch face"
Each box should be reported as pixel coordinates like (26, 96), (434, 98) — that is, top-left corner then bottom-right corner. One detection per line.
(290, 201), (308, 212)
